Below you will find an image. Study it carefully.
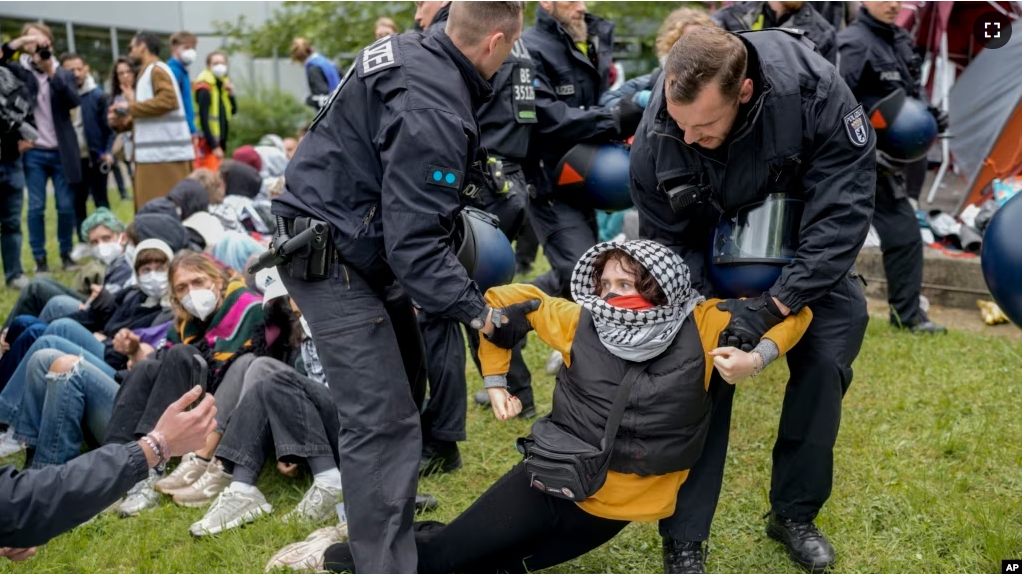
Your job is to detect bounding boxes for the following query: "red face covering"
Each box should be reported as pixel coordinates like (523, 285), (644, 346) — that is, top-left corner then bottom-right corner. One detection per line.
(605, 294), (654, 310)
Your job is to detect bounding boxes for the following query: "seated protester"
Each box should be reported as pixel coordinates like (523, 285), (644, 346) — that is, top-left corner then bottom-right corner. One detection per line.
(212, 232), (266, 276)
(231, 145), (262, 173)
(0, 241), (176, 460)
(255, 134), (289, 179)
(183, 212), (227, 253)
(166, 177), (210, 221)
(101, 251), (268, 517)
(0, 209), (133, 334)
(322, 241), (813, 574)
(599, 8), (715, 108)
(153, 268), (296, 505)
(220, 159), (270, 233)
(185, 291), (342, 536)
(128, 212), (191, 253)
(191, 166), (243, 232)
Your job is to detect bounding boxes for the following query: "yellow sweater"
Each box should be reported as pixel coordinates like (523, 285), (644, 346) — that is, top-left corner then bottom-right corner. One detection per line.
(479, 284), (813, 522)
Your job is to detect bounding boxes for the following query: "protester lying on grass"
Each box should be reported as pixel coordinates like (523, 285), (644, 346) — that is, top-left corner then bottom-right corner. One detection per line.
(323, 240), (812, 574)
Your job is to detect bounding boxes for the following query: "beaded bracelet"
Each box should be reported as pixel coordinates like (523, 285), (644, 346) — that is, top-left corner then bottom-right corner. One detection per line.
(143, 431), (171, 468)
(149, 431), (170, 464)
(140, 434), (162, 461)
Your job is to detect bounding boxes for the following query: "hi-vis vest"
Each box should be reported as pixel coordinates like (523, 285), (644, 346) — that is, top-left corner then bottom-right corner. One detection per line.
(193, 68), (233, 140)
(133, 61), (195, 164)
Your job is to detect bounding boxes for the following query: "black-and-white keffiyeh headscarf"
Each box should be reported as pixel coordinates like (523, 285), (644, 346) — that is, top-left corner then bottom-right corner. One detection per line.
(570, 240), (705, 362)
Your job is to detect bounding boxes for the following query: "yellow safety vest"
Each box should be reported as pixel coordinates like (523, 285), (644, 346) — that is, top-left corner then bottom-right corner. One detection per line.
(193, 68), (233, 139)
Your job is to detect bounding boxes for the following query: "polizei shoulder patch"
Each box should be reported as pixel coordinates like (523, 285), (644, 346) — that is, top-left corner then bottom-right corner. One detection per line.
(358, 37), (401, 78)
(843, 105), (868, 148)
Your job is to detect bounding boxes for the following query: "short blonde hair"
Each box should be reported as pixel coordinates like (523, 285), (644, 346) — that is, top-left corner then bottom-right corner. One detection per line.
(188, 168), (221, 199)
(290, 38), (313, 62)
(375, 17), (398, 34)
(655, 8), (716, 59)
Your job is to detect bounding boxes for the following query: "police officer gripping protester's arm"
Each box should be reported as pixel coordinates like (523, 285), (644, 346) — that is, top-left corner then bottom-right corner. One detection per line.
(522, 1), (646, 301)
(838, 0), (947, 334)
(629, 26), (875, 573)
(412, 0), (540, 479)
(266, 3), (533, 573)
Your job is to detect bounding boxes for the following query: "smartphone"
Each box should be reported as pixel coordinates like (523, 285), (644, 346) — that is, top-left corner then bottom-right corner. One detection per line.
(189, 355), (208, 410)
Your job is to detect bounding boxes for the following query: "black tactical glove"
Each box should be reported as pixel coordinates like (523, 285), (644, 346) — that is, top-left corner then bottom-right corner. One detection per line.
(928, 105), (949, 133)
(614, 97), (645, 139)
(716, 293), (786, 352)
(485, 299), (541, 349)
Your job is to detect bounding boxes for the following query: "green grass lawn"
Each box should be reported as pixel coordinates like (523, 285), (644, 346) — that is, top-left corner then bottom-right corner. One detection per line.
(1, 194), (1021, 573)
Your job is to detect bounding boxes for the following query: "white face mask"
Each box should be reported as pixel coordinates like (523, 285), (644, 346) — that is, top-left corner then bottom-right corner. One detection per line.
(299, 315), (313, 339)
(181, 288), (219, 321)
(211, 63), (228, 78)
(94, 240), (123, 265)
(179, 48), (197, 66)
(138, 270), (169, 299)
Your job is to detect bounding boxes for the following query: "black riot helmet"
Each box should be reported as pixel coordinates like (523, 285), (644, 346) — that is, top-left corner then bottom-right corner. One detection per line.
(708, 194), (804, 298)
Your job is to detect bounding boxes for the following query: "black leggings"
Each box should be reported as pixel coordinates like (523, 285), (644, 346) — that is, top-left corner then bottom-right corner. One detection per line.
(324, 462), (630, 574)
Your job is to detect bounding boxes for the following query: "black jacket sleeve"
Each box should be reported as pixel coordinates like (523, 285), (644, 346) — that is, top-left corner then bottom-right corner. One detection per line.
(50, 67), (81, 113)
(628, 116), (715, 297)
(195, 87), (216, 149)
(0, 442), (149, 548)
(768, 69), (876, 313)
(379, 109), (486, 325)
(304, 66), (331, 109)
(530, 54), (620, 144)
(837, 36), (870, 100)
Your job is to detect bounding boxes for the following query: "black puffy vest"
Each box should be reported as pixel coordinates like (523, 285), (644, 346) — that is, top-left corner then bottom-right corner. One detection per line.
(550, 310), (711, 476)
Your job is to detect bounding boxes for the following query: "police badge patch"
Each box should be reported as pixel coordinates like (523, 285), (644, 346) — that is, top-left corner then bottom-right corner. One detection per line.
(843, 105), (868, 148)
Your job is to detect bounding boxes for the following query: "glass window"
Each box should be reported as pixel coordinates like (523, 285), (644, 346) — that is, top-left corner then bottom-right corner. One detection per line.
(73, 24), (115, 82)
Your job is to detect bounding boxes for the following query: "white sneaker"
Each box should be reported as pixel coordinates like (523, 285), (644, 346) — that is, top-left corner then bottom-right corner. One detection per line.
(0, 429), (24, 458)
(119, 469), (162, 517)
(189, 485), (272, 537)
(283, 482), (341, 524)
(265, 523), (348, 572)
(172, 463), (232, 508)
(154, 452), (209, 495)
(545, 350), (564, 375)
(70, 243), (92, 263)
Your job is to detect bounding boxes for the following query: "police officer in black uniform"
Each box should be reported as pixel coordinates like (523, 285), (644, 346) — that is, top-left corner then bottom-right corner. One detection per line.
(712, 1), (838, 64)
(630, 26), (875, 573)
(522, 1), (645, 300)
(413, 0), (539, 477)
(838, 0), (947, 334)
(270, 4), (527, 572)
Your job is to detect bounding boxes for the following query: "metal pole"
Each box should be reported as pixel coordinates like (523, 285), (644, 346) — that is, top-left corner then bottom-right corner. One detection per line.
(926, 32), (951, 207)
(66, 21), (76, 53)
(111, 27), (119, 59)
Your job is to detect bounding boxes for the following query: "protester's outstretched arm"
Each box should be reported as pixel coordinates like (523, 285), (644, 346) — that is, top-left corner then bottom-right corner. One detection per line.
(0, 386), (216, 549)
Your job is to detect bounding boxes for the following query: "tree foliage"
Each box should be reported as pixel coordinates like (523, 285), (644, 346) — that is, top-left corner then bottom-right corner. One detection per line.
(215, 1), (701, 68)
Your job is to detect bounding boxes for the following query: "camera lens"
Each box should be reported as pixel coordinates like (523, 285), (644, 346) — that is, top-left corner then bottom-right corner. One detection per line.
(38, 47), (52, 60)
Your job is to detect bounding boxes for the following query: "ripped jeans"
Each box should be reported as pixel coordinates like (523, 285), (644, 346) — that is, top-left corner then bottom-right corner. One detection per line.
(14, 348), (119, 467)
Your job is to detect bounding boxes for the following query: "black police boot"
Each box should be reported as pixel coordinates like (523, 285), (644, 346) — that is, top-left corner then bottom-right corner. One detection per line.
(414, 493), (439, 513)
(662, 538), (706, 574)
(419, 439), (462, 477)
(34, 257), (49, 275)
(765, 512), (836, 572)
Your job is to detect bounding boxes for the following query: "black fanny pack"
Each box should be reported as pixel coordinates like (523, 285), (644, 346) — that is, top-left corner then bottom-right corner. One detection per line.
(516, 364), (646, 501)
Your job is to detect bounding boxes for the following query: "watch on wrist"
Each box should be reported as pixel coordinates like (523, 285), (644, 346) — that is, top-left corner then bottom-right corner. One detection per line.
(470, 307), (493, 330)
